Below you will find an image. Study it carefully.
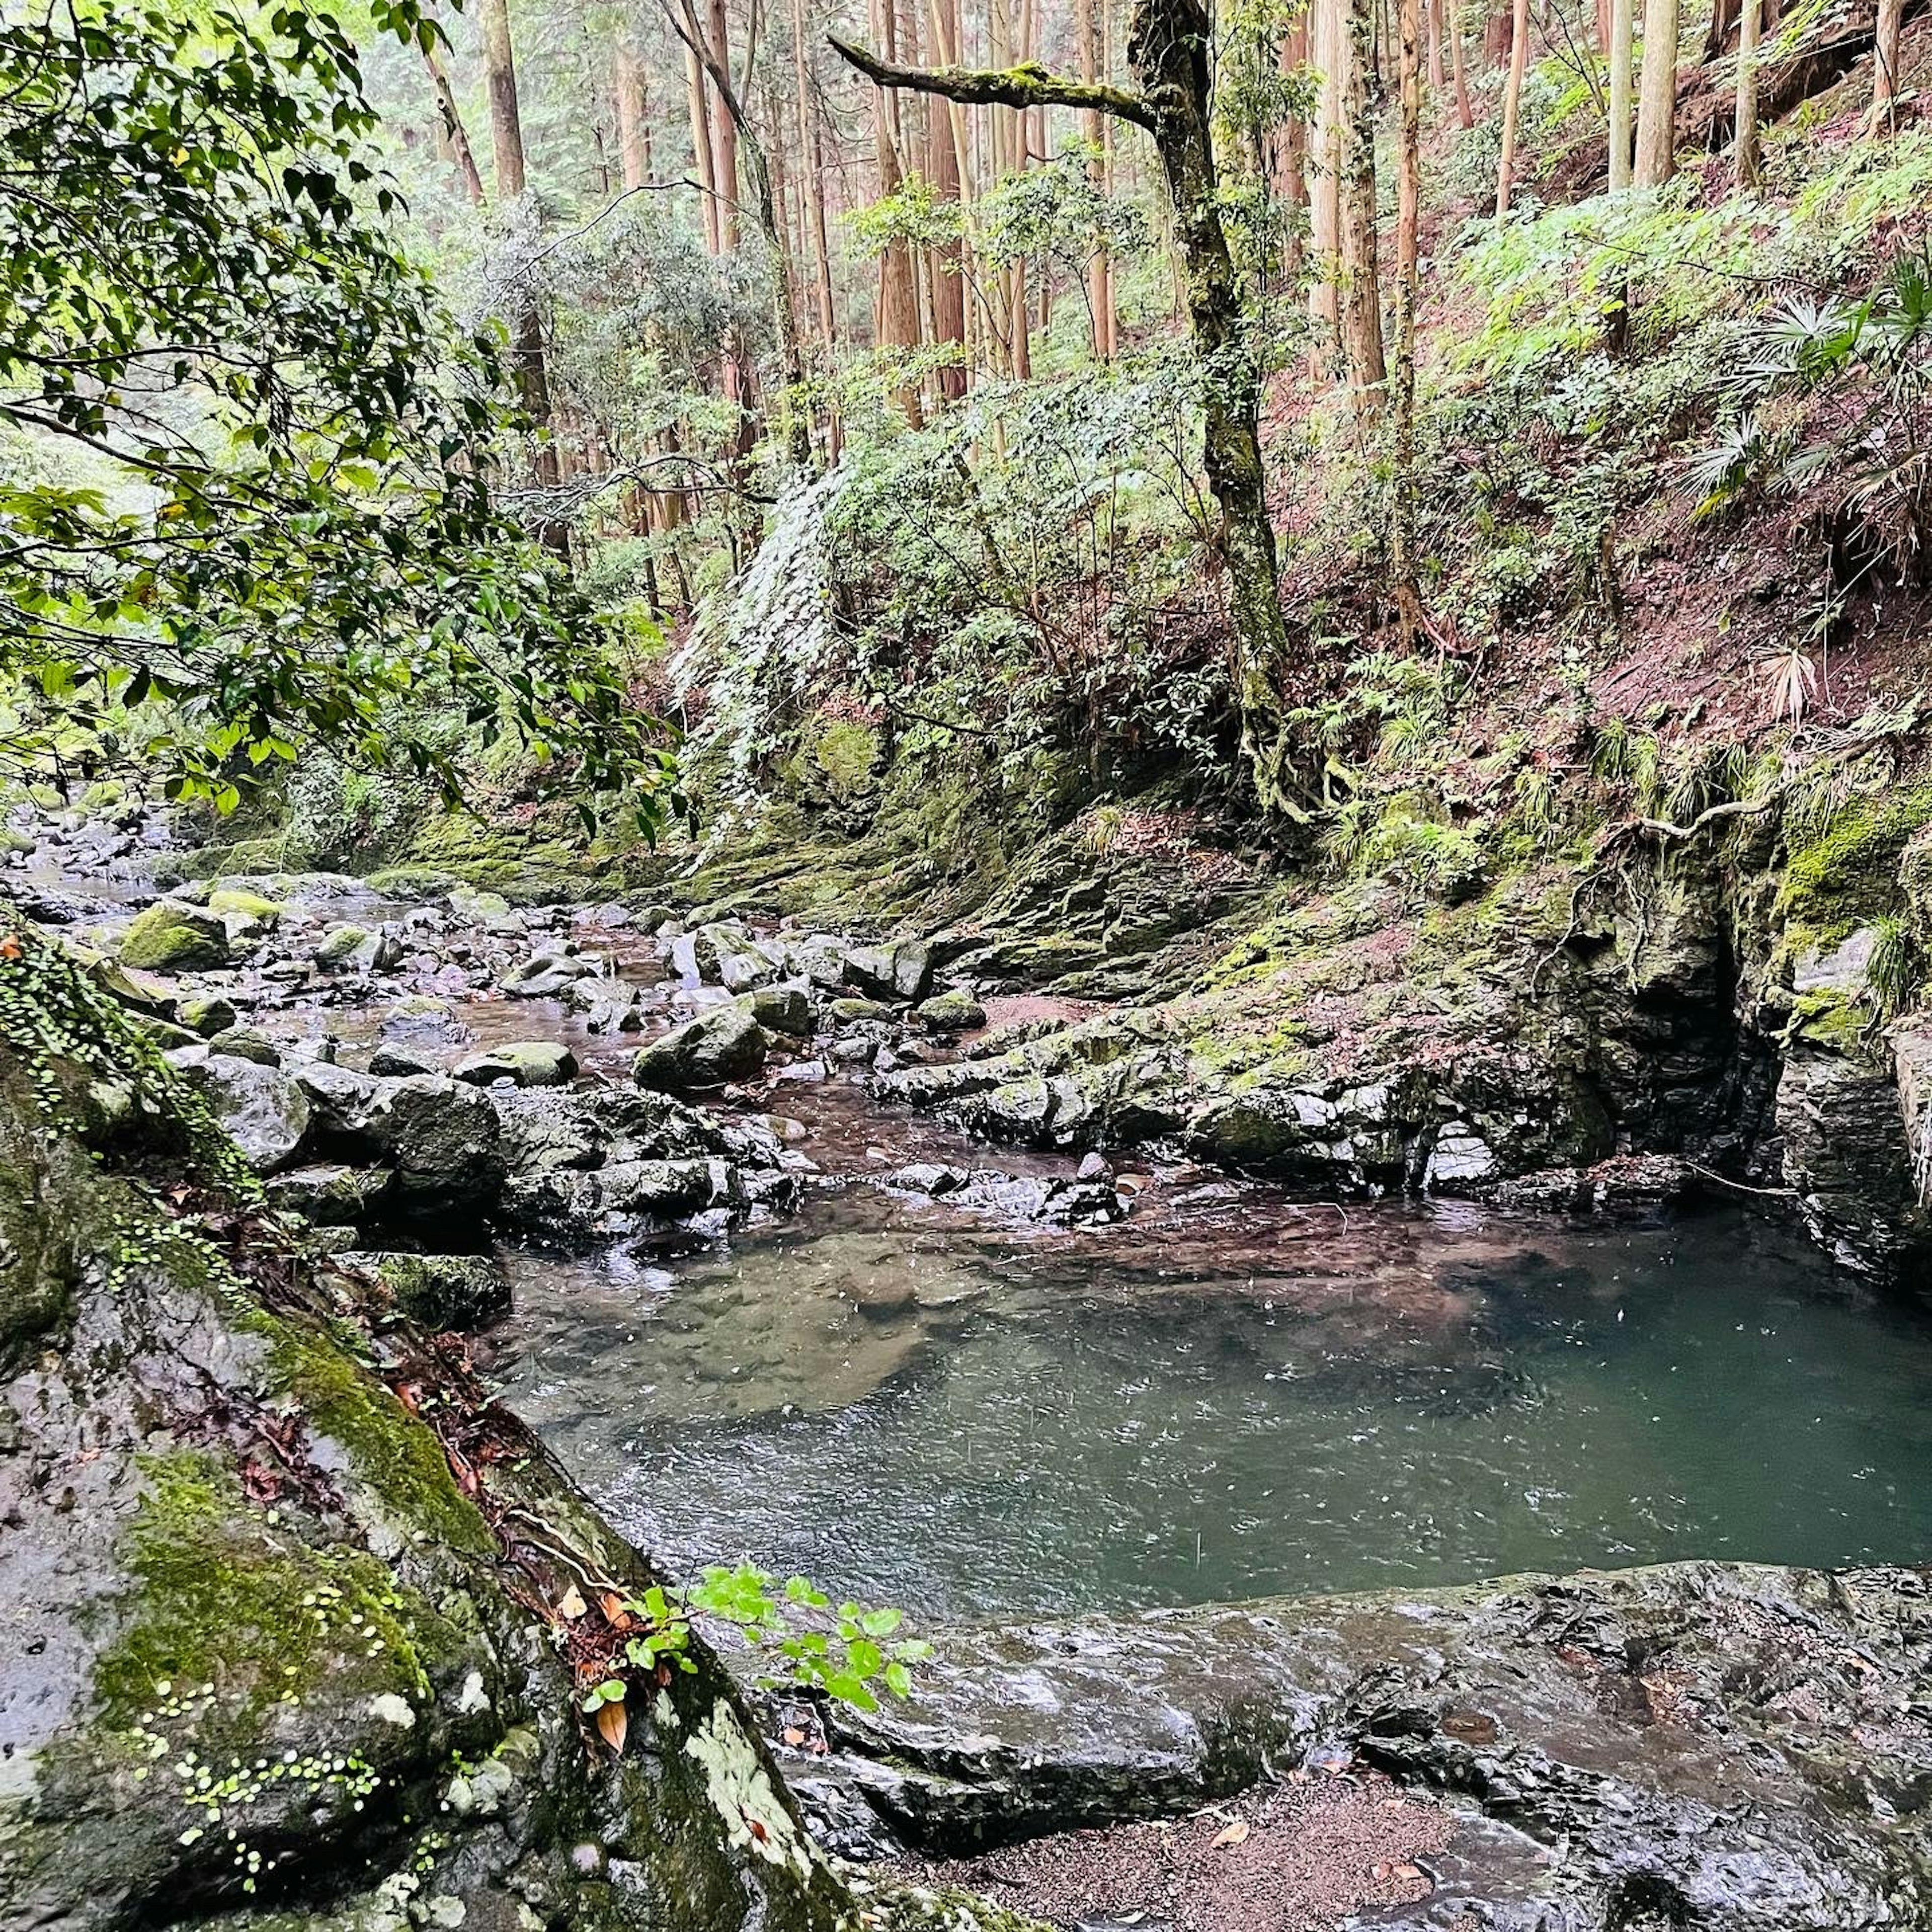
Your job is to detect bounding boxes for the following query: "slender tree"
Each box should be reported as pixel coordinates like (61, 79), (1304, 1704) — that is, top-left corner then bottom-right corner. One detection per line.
(615, 36), (652, 192)
(477, 0), (566, 551)
(1310, 0), (1342, 379)
(1078, 0), (1114, 358)
(1339, 0), (1387, 400)
(424, 42), (486, 205)
(1493, 0), (1531, 217)
(833, 0), (1313, 816)
(1633, 0), (1679, 184)
(1607, 0), (1634, 185)
(1735, 0), (1761, 187)
(685, 39), (721, 252)
(1392, 0), (1423, 642)
(1447, 0), (1473, 126)
(1872, 0), (1904, 130)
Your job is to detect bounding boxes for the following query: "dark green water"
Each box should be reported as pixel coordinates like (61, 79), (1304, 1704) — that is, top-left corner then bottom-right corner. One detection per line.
(488, 1193), (1932, 1620)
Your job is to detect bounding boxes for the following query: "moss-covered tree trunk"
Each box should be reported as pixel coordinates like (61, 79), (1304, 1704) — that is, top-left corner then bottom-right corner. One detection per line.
(831, 0), (1311, 819)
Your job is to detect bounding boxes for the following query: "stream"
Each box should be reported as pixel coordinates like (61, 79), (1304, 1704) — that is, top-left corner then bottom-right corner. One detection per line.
(32, 828), (1932, 1627)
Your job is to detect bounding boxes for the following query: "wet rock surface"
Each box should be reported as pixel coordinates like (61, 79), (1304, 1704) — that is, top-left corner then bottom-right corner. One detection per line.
(804, 1561), (1932, 1930)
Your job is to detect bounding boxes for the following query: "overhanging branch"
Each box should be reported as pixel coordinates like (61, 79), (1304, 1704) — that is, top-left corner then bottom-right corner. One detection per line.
(827, 34), (1156, 131)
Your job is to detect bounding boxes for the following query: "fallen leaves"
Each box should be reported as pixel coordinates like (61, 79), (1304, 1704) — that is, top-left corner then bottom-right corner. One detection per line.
(1208, 1818), (1250, 1850)
(557, 1583), (588, 1620)
(595, 1699), (627, 1754)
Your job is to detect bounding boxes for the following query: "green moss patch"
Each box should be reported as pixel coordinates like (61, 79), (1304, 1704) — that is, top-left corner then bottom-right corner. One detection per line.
(254, 1315), (495, 1558)
(1777, 784), (1932, 952)
(95, 1451), (435, 1739)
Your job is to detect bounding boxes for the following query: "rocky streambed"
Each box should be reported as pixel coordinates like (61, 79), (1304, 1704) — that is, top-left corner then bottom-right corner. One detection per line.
(8, 798), (1932, 1932)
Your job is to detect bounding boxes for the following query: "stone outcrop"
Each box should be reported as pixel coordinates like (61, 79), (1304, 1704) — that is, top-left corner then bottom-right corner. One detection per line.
(803, 1561), (1932, 1929)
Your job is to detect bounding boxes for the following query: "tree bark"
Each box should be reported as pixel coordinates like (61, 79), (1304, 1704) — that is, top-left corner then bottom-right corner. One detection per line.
(706, 0), (742, 246)
(1494, 0), (1532, 216)
(1872, 0), (1904, 127)
(1633, 0), (1680, 183)
(1339, 0), (1387, 401)
(424, 44), (487, 205)
(478, 0), (530, 198)
(1608, 0), (1635, 183)
(1735, 0), (1761, 185)
(1275, 16), (1309, 283)
(833, 0), (1312, 817)
(615, 38), (652, 192)
(1078, 0), (1113, 358)
(685, 39), (722, 251)
(1448, 0), (1474, 124)
(1392, 0), (1422, 645)
(1310, 0), (1342, 380)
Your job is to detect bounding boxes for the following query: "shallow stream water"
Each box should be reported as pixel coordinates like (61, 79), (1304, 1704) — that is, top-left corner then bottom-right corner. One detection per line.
(485, 1131), (1932, 1622)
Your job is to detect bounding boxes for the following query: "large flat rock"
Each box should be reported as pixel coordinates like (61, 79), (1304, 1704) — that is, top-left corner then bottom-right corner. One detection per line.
(801, 1561), (1932, 1930)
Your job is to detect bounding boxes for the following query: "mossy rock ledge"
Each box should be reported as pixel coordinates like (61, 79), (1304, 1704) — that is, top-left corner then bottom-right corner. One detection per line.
(0, 927), (1026, 1932)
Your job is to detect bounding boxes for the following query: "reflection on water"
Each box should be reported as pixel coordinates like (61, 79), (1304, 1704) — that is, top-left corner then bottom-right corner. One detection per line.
(484, 1192), (1932, 1620)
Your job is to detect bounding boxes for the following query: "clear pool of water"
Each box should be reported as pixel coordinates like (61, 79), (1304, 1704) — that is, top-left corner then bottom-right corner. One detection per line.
(484, 1188), (1932, 1622)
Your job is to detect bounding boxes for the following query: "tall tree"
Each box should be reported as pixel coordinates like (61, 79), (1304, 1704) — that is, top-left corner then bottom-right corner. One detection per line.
(1607, 0), (1634, 185)
(1274, 13), (1310, 284)
(1493, 0), (1531, 217)
(1338, 0), (1387, 400)
(1633, 0), (1679, 184)
(477, 0), (565, 550)
(1872, 0), (1904, 129)
(1447, 0), (1473, 126)
(1392, 0), (1423, 642)
(868, 0), (925, 416)
(1735, 0), (1762, 187)
(1078, 0), (1115, 358)
(685, 39), (722, 252)
(1310, 0), (1342, 378)
(834, 0), (1314, 817)
(615, 36), (653, 191)
(423, 41), (486, 205)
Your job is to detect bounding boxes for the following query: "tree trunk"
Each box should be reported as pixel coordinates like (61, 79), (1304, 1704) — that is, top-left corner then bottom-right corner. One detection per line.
(1608, 0), (1635, 184)
(478, 0), (529, 198)
(1873, 0), (1904, 126)
(1339, 0), (1387, 401)
(1078, 0), (1112, 358)
(615, 39), (651, 192)
(1494, 0), (1532, 216)
(706, 0), (742, 246)
(1427, 0), (1444, 90)
(1703, 0), (1739, 59)
(1633, 0), (1680, 183)
(686, 40), (722, 251)
(869, 0), (925, 416)
(1310, 0), (1343, 380)
(424, 45), (487, 205)
(1393, 0), (1422, 645)
(791, 0), (841, 356)
(834, 0), (1311, 816)
(478, 0), (566, 553)
(1448, 0), (1474, 124)
(1276, 16), (1309, 282)
(1735, 0), (1762, 184)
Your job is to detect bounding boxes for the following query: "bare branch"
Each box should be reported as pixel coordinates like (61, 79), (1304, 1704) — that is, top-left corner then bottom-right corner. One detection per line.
(827, 33), (1156, 130)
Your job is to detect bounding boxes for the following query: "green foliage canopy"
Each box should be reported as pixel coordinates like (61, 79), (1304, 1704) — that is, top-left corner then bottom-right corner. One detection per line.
(0, 0), (673, 824)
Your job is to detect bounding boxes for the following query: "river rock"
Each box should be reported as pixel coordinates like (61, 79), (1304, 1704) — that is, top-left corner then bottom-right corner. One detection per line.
(358, 1074), (503, 1205)
(264, 1160), (394, 1225)
(369, 1042), (439, 1076)
(843, 939), (934, 1003)
(174, 993), (237, 1037)
(340, 1249), (511, 1329)
(116, 898), (229, 972)
(453, 1041), (578, 1088)
(177, 1053), (310, 1173)
(501, 947), (600, 998)
(917, 987), (987, 1032)
(205, 885), (284, 940)
(634, 1006), (769, 1092)
(743, 983), (813, 1037)
(314, 922), (401, 972)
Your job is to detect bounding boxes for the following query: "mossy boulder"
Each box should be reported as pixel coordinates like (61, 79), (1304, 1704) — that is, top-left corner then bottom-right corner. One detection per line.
(205, 886), (285, 938)
(917, 988), (987, 1032)
(340, 1250), (510, 1330)
(175, 994), (238, 1037)
(0, 931), (883, 1932)
(452, 1041), (578, 1088)
(117, 899), (231, 972)
(634, 1006), (770, 1092)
